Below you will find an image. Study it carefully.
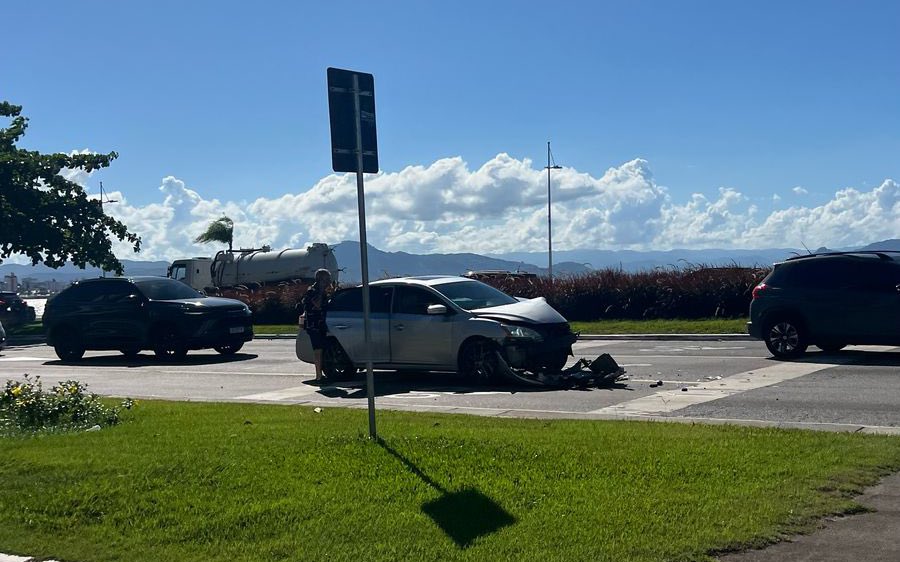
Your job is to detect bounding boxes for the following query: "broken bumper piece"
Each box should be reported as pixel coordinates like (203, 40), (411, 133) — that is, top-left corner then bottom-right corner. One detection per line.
(497, 352), (627, 388)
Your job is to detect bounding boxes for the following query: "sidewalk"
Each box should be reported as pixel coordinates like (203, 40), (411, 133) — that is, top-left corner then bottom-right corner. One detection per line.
(719, 471), (900, 562)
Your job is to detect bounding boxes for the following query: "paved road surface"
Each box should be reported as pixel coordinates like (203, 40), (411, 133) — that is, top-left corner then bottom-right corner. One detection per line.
(1, 338), (898, 432)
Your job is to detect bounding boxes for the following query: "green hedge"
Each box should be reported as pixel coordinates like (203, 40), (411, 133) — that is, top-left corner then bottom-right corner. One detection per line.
(215, 266), (769, 324)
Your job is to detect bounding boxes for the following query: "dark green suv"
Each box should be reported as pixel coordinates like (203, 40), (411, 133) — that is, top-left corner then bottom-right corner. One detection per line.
(748, 252), (900, 358)
(43, 277), (253, 361)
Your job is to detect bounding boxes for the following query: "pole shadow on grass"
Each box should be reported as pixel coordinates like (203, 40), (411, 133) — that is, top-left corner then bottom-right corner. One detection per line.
(377, 439), (516, 548)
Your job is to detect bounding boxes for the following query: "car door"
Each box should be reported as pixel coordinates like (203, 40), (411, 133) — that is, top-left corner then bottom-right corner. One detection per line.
(850, 260), (900, 342)
(390, 285), (456, 367)
(327, 286), (393, 364)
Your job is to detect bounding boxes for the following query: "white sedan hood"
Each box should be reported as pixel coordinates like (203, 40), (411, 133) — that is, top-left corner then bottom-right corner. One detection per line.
(470, 297), (567, 324)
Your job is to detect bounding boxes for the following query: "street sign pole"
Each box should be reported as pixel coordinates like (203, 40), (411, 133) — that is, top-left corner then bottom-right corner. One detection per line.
(327, 67), (379, 439)
(352, 73), (377, 439)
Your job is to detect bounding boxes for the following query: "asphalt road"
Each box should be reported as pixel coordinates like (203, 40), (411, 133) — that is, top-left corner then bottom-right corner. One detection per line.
(2, 338), (899, 433)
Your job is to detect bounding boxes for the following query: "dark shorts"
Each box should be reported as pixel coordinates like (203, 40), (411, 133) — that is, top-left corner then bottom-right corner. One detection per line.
(307, 328), (327, 350)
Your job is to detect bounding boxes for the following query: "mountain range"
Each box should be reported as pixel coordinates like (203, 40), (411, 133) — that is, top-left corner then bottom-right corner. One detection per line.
(2, 239), (898, 286)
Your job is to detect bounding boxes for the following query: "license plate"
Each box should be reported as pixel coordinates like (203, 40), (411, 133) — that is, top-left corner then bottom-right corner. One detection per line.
(229, 326), (245, 334)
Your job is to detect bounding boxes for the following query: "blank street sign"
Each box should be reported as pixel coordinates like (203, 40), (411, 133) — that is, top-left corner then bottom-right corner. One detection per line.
(327, 67), (379, 173)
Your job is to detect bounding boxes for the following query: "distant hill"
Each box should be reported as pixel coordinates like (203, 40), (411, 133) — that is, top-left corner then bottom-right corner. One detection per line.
(332, 241), (582, 283)
(0, 259), (170, 285)
(3, 238), (897, 287)
(857, 239), (900, 251)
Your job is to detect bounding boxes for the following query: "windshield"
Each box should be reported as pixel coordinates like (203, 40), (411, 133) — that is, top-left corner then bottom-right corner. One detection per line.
(432, 280), (517, 311)
(134, 278), (203, 301)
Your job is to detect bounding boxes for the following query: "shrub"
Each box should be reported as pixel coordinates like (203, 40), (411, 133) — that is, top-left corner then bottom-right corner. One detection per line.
(211, 265), (771, 323)
(1, 375), (133, 435)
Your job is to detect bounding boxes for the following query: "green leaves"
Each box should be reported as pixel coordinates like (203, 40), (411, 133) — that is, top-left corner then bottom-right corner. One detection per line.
(0, 101), (140, 275)
(194, 216), (234, 250)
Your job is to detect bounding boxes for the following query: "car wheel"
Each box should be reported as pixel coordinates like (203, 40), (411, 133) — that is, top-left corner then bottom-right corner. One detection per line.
(322, 338), (356, 381)
(764, 318), (808, 359)
(54, 341), (85, 361)
(214, 342), (243, 355)
(458, 339), (500, 384)
(153, 327), (188, 360)
(817, 344), (846, 354)
(120, 346), (141, 359)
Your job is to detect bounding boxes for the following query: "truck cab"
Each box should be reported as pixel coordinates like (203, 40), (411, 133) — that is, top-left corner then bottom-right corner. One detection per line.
(168, 258), (213, 291)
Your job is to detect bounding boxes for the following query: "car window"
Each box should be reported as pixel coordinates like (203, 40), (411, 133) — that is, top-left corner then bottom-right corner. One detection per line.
(780, 259), (854, 289)
(327, 287), (392, 313)
(63, 282), (109, 303)
(133, 279), (203, 300)
(854, 261), (900, 291)
(393, 286), (446, 315)
(170, 264), (187, 281)
(431, 280), (517, 310)
(104, 283), (140, 303)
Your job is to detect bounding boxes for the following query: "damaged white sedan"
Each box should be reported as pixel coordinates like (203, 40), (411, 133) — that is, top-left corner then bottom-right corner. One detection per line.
(296, 276), (578, 383)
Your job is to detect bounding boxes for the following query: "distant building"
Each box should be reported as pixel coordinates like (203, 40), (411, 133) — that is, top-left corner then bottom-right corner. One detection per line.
(2, 273), (17, 292)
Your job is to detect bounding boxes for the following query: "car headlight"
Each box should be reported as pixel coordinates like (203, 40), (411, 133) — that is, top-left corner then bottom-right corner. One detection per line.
(501, 324), (543, 341)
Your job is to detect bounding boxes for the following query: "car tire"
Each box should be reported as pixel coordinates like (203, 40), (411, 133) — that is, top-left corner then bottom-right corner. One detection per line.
(54, 341), (85, 362)
(120, 346), (141, 359)
(458, 339), (500, 384)
(322, 338), (356, 381)
(153, 327), (188, 360)
(214, 342), (243, 355)
(764, 318), (808, 359)
(817, 344), (846, 354)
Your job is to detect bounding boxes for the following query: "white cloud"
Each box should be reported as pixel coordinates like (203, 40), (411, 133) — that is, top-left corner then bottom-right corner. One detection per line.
(772, 194), (781, 202)
(43, 155), (900, 261)
(792, 186), (808, 195)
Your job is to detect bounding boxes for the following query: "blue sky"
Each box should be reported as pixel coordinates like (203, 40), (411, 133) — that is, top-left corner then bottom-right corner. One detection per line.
(4, 1), (899, 258)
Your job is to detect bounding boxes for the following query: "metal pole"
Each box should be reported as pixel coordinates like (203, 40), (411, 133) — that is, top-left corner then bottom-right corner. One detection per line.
(353, 73), (377, 439)
(547, 141), (553, 281)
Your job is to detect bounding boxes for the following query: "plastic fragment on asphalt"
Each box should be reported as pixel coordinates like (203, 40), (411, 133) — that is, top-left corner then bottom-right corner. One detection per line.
(681, 387), (688, 392)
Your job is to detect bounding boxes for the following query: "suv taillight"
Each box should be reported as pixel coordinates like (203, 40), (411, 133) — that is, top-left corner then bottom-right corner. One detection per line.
(752, 283), (768, 300)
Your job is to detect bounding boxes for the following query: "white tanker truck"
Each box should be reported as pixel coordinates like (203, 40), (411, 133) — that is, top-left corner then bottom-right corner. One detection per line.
(167, 243), (339, 292)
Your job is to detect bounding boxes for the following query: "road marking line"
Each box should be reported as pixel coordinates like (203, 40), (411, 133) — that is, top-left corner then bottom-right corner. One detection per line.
(236, 386), (319, 400)
(0, 356), (46, 362)
(589, 360), (848, 416)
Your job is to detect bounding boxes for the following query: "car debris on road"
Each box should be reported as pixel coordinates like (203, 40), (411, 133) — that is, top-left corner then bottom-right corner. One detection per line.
(498, 352), (627, 389)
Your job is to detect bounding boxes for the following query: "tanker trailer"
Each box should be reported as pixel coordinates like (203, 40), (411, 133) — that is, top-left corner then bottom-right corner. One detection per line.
(169, 243), (338, 291)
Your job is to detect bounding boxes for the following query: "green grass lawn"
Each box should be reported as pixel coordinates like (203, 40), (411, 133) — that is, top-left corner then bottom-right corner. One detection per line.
(255, 318), (749, 336)
(1, 402), (899, 562)
(570, 317), (748, 334)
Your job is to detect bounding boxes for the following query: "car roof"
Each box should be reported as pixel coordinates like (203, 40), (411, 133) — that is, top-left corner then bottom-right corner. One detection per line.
(369, 275), (473, 288)
(74, 276), (171, 284)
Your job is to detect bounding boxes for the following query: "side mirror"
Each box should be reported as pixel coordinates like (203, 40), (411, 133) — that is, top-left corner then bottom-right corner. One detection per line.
(427, 304), (448, 315)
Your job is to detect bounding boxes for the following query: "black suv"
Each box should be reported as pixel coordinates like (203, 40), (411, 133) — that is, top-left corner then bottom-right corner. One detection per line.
(748, 252), (900, 358)
(43, 277), (253, 361)
(0, 291), (36, 324)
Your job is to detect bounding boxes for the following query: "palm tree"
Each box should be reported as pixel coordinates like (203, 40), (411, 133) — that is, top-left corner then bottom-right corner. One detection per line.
(194, 216), (234, 251)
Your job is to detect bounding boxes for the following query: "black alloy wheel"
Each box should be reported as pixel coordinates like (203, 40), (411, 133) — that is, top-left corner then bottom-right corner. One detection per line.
(459, 339), (500, 384)
(322, 338), (357, 381)
(764, 319), (808, 359)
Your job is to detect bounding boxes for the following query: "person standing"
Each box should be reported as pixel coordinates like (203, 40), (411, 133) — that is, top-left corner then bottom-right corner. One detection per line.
(301, 269), (334, 382)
